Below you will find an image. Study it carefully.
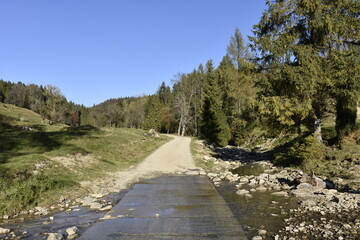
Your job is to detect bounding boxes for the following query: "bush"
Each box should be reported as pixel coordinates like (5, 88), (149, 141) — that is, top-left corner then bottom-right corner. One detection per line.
(274, 135), (325, 171)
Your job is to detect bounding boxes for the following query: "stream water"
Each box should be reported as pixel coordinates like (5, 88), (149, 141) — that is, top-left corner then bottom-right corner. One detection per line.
(0, 191), (126, 239)
(221, 163), (298, 238)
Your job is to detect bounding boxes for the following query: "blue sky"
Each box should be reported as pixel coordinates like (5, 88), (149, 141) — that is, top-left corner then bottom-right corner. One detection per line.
(0, 0), (267, 107)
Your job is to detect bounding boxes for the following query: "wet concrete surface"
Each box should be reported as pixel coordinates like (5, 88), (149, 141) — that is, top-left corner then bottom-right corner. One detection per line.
(78, 175), (247, 240)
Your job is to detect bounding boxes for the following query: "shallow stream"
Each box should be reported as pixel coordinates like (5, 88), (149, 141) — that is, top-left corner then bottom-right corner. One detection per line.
(219, 163), (299, 239)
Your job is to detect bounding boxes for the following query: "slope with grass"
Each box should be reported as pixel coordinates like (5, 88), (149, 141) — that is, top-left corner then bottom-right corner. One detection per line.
(0, 103), (169, 215)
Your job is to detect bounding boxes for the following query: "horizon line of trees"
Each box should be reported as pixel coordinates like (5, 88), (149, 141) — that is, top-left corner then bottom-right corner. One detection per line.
(1, 0), (358, 148)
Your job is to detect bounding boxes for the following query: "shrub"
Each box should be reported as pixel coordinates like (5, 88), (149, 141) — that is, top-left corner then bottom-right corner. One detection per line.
(274, 135), (325, 172)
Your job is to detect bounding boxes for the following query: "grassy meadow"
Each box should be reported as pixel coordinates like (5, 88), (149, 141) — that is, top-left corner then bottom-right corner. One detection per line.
(0, 103), (169, 215)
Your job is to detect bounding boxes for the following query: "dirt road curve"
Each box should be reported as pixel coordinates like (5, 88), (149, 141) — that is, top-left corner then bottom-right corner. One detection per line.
(136, 135), (195, 173)
(80, 135), (196, 195)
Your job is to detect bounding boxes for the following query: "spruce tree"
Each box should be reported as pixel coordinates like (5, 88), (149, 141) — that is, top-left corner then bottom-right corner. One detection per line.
(201, 60), (231, 147)
(251, 0), (359, 142)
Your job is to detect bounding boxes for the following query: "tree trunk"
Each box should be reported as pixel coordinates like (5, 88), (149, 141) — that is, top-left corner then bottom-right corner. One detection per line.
(181, 124), (186, 136)
(177, 116), (183, 136)
(314, 119), (322, 143)
(313, 101), (323, 143)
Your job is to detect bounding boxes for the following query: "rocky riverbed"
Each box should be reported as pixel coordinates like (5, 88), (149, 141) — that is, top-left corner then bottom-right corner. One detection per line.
(194, 140), (360, 239)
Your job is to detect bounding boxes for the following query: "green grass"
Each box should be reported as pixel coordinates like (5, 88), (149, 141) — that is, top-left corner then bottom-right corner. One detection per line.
(190, 137), (214, 171)
(0, 104), (170, 215)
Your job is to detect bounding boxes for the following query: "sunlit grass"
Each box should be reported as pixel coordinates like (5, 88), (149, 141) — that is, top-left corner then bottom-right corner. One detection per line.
(0, 105), (170, 214)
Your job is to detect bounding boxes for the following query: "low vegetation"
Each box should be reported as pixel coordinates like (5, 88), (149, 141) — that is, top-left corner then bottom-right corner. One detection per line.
(0, 104), (169, 215)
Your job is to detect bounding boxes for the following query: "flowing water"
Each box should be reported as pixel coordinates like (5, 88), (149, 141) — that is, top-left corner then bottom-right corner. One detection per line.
(219, 163), (299, 239)
(0, 191), (126, 239)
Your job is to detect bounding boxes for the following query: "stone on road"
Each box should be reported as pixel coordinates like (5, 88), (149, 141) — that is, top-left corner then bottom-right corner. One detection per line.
(78, 175), (246, 240)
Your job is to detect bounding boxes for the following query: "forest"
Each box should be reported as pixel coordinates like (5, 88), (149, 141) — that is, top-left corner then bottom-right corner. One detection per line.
(1, 0), (359, 166)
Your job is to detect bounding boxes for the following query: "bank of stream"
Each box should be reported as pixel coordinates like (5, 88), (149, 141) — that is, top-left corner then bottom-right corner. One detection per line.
(217, 163), (298, 238)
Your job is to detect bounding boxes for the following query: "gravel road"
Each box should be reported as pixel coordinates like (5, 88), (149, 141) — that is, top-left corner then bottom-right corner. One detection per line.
(80, 135), (196, 195)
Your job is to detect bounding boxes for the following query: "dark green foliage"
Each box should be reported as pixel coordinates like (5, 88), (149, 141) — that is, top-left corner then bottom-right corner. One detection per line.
(336, 97), (357, 141)
(201, 60), (231, 147)
(142, 95), (162, 130)
(157, 82), (172, 106)
(251, 0), (360, 142)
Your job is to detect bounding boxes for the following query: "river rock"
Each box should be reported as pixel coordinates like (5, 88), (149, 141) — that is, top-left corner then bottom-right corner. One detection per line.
(258, 229), (267, 235)
(236, 189), (250, 196)
(90, 202), (103, 210)
(252, 236), (262, 240)
(290, 188), (314, 199)
(212, 177), (221, 182)
(297, 182), (313, 190)
(207, 173), (218, 178)
(257, 186), (267, 191)
(239, 177), (249, 183)
(90, 193), (104, 199)
(312, 177), (327, 189)
(66, 226), (78, 239)
(47, 233), (64, 240)
(35, 206), (49, 216)
(0, 227), (10, 234)
(271, 191), (288, 197)
(100, 205), (112, 211)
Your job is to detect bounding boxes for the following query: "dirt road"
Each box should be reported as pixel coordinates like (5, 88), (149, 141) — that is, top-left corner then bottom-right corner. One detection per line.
(80, 135), (197, 195)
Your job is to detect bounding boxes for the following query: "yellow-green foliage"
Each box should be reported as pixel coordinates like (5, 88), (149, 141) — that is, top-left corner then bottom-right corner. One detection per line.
(258, 96), (313, 127)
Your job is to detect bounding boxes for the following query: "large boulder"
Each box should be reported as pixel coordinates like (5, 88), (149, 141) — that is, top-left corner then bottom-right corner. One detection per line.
(47, 233), (64, 240)
(0, 227), (10, 234)
(148, 129), (160, 138)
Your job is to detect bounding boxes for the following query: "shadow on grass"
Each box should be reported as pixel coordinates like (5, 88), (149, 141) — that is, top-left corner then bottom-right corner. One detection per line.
(0, 124), (99, 165)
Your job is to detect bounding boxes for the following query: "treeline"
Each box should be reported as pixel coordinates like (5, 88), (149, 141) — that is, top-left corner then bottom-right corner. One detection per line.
(0, 81), (86, 126)
(142, 0), (360, 147)
(1, 0), (358, 149)
(0, 80), (149, 129)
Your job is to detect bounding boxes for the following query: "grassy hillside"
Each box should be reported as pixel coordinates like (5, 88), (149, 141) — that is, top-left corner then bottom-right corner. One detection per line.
(0, 103), (46, 126)
(0, 103), (169, 215)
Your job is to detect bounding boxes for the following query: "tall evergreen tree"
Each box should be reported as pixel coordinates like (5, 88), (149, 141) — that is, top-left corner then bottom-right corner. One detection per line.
(142, 95), (162, 130)
(251, 0), (359, 142)
(201, 60), (231, 146)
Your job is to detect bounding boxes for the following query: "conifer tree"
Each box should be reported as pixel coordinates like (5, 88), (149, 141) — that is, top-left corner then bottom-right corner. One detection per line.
(201, 60), (231, 146)
(251, 0), (359, 142)
(142, 95), (162, 130)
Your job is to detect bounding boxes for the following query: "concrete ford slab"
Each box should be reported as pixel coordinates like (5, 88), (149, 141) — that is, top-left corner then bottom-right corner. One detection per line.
(78, 175), (246, 240)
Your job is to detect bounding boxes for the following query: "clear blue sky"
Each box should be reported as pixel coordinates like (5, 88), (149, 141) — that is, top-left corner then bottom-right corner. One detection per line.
(0, 0), (267, 107)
